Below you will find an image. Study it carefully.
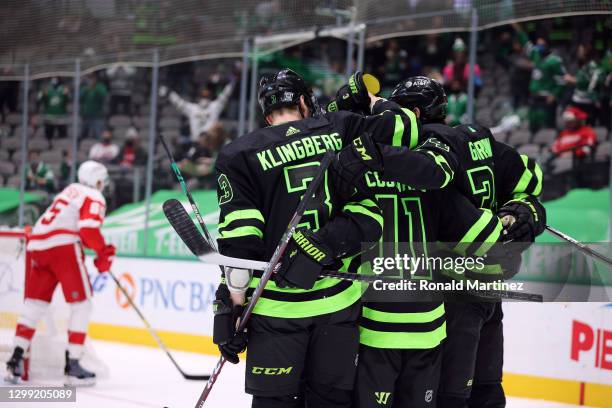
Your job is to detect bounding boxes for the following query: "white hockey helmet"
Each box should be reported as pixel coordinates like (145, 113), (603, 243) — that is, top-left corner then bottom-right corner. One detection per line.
(78, 160), (109, 191)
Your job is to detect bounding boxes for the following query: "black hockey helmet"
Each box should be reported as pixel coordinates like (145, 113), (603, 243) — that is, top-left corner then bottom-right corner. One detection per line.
(258, 68), (321, 119)
(389, 76), (447, 123)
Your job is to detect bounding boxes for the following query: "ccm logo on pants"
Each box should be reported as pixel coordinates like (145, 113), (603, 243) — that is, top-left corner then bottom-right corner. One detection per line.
(251, 367), (293, 375)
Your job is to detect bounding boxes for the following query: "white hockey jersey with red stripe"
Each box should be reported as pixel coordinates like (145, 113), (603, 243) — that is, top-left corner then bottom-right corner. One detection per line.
(27, 183), (106, 251)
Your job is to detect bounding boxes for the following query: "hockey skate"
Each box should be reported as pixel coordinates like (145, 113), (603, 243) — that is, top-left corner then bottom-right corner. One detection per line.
(5, 346), (25, 384)
(64, 351), (96, 387)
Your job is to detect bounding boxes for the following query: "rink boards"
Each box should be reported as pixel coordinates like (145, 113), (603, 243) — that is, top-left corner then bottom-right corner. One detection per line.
(0, 253), (610, 406)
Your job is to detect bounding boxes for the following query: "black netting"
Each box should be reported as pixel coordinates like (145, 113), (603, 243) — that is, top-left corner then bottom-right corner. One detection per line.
(1, 1), (610, 78)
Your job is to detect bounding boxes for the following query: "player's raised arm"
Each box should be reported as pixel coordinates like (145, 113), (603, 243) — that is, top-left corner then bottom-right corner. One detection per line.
(329, 74), (459, 190)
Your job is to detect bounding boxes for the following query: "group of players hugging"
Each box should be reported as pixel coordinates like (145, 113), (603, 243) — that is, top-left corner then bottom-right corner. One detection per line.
(213, 70), (545, 408)
(5, 68), (545, 408)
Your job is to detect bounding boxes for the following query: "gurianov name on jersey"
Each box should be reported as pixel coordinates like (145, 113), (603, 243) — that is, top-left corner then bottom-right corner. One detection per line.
(256, 132), (343, 171)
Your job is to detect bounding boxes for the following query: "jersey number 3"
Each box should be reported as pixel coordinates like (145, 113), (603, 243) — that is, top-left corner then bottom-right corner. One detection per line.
(283, 161), (331, 231)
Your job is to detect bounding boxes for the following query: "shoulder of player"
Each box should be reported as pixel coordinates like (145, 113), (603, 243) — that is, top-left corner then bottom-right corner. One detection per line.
(217, 129), (268, 162)
(422, 123), (463, 146)
(65, 183), (106, 206)
(323, 110), (360, 125)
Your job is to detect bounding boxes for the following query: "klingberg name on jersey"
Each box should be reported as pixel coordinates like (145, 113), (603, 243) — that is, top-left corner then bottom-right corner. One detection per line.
(256, 132), (343, 171)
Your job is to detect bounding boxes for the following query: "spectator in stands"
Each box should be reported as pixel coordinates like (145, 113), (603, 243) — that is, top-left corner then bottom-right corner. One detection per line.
(38, 77), (70, 140)
(58, 149), (72, 190)
(80, 73), (108, 140)
(418, 33), (448, 70)
(25, 150), (55, 193)
(116, 128), (146, 168)
(446, 79), (468, 126)
(514, 25), (571, 132)
(106, 62), (135, 115)
(158, 76), (235, 141)
(442, 38), (482, 95)
(551, 106), (597, 159)
(566, 44), (603, 125)
(89, 129), (119, 164)
(178, 124), (228, 189)
(508, 38), (533, 109)
(381, 40), (406, 89)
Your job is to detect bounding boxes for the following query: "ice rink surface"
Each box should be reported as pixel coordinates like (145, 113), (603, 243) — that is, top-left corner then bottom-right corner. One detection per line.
(2, 339), (586, 408)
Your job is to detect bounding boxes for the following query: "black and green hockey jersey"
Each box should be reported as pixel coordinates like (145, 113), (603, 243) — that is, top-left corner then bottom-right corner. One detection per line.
(371, 113), (543, 214)
(450, 123), (543, 213)
(357, 180), (504, 349)
(215, 109), (421, 319)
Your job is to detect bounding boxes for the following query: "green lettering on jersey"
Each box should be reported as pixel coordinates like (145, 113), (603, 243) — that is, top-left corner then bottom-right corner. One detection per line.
(302, 137), (315, 157)
(257, 151), (272, 171)
(257, 133), (344, 171)
(468, 138), (493, 161)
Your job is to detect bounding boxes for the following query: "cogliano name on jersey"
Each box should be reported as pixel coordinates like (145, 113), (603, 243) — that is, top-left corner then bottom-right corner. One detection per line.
(257, 133), (343, 171)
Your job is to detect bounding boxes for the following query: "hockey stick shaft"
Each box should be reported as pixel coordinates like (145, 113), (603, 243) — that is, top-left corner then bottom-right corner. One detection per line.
(163, 203), (542, 303)
(546, 225), (612, 268)
(197, 252), (542, 302)
(194, 152), (334, 407)
(159, 133), (216, 249)
(108, 270), (210, 380)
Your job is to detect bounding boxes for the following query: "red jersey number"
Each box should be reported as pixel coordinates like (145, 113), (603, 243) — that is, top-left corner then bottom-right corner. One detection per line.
(40, 198), (69, 225)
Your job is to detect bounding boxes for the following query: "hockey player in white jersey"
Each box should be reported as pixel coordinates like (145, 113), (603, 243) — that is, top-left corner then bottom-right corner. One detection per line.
(159, 77), (235, 141)
(5, 161), (115, 386)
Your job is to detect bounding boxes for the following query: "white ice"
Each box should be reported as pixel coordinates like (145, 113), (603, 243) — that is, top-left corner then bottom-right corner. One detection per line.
(2, 339), (585, 407)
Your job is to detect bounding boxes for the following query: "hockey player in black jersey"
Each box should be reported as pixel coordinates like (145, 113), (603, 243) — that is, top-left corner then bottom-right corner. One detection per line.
(325, 74), (520, 408)
(213, 69), (426, 408)
(350, 180), (514, 408)
(380, 76), (546, 408)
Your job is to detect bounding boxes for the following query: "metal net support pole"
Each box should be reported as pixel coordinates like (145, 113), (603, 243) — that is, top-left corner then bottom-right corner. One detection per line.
(357, 26), (366, 72)
(69, 59), (81, 183)
(248, 42), (259, 133)
(238, 37), (250, 137)
(466, 7), (478, 123)
(17, 64), (30, 228)
(143, 50), (160, 256)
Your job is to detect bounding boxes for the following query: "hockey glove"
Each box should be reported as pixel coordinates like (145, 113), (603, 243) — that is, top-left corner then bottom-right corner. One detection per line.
(275, 228), (334, 289)
(498, 197), (546, 249)
(332, 132), (383, 199)
(327, 71), (371, 115)
(213, 284), (247, 364)
(93, 244), (116, 273)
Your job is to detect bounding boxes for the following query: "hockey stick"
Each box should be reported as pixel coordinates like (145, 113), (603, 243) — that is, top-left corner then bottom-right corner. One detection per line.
(546, 225), (612, 268)
(178, 151), (333, 407)
(159, 133), (216, 249)
(107, 270), (210, 380)
(163, 200), (543, 303)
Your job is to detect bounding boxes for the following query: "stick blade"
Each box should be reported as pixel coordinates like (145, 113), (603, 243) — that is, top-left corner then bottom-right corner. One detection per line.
(163, 198), (213, 257)
(183, 374), (211, 381)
